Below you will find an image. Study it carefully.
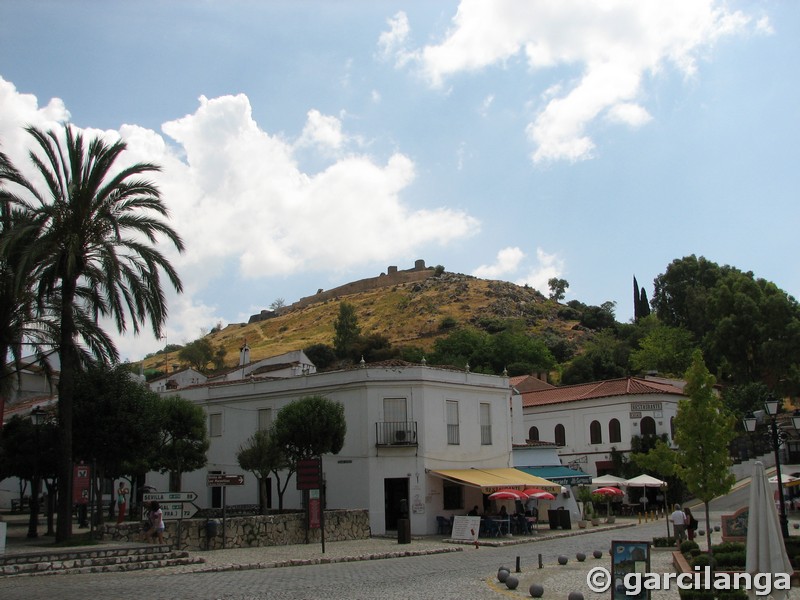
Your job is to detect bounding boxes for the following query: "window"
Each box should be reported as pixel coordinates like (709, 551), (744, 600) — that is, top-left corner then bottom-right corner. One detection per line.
(670, 416), (675, 439)
(384, 397), (408, 423)
(480, 402), (492, 445)
(442, 480), (463, 510)
(258, 408), (273, 431)
(528, 426), (539, 442)
(590, 420), (602, 445)
(554, 424), (566, 447)
(640, 416), (656, 436)
(209, 413), (222, 437)
(446, 400), (460, 445)
(609, 418), (621, 443)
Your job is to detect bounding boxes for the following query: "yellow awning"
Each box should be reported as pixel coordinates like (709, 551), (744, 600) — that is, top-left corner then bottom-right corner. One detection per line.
(430, 467), (561, 493)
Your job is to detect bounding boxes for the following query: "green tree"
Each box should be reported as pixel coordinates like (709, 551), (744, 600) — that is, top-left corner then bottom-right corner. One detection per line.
(629, 318), (695, 376)
(72, 364), (162, 526)
(674, 350), (736, 553)
(561, 330), (629, 384)
(651, 255), (800, 391)
(629, 439), (682, 514)
(633, 276), (651, 322)
(237, 429), (295, 512)
(2, 124), (184, 541)
(179, 337), (215, 372)
(0, 153), (59, 417)
(548, 277), (569, 301)
(151, 395), (209, 492)
(304, 343), (337, 371)
(333, 302), (360, 358)
(272, 395), (346, 464)
(0, 413), (59, 537)
(430, 326), (491, 371)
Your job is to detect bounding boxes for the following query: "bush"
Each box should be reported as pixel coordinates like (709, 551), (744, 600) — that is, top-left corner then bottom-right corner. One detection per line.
(690, 553), (717, 570)
(680, 540), (700, 553)
(713, 551), (746, 569)
(652, 536), (676, 547)
(679, 589), (714, 600)
(438, 316), (457, 330)
(711, 541), (745, 554)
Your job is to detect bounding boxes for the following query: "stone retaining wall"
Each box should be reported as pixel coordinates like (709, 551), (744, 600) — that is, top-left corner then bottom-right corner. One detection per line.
(102, 509), (370, 551)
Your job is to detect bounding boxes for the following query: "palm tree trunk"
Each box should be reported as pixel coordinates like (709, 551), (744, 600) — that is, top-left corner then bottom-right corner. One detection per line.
(55, 283), (78, 542)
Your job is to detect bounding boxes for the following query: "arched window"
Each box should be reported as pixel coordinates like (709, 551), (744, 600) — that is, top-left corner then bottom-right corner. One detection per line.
(590, 420), (602, 445)
(640, 416), (656, 436)
(528, 426), (539, 442)
(555, 424), (566, 447)
(609, 418), (621, 443)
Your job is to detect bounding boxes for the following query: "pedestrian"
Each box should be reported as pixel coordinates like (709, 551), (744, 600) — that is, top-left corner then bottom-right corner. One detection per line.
(684, 507), (698, 541)
(670, 503), (687, 546)
(116, 481), (130, 524)
(148, 501), (165, 544)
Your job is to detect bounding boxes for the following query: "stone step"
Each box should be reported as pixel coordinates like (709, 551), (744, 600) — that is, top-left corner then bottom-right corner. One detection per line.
(0, 545), (205, 577)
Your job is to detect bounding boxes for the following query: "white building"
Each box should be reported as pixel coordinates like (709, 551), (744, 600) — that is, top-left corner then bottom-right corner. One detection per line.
(519, 377), (685, 477)
(151, 360), (558, 535)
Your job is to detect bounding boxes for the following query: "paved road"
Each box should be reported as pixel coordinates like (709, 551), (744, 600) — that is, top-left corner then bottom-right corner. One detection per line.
(4, 518), (676, 600)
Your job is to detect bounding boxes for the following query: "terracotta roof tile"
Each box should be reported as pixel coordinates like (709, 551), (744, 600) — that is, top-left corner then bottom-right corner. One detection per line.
(521, 377), (684, 408)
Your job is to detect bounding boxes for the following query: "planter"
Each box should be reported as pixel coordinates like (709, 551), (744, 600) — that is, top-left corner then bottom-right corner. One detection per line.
(591, 518), (601, 526)
(578, 520), (588, 529)
(606, 516), (616, 524)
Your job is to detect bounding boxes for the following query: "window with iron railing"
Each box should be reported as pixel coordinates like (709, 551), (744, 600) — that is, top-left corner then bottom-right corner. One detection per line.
(375, 421), (418, 446)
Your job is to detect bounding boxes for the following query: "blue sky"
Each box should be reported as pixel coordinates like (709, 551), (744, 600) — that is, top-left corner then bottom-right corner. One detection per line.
(1, 1), (798, 362)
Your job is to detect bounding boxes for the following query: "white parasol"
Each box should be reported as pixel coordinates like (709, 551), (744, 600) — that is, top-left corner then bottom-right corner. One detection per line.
(746, 462), (793, 600)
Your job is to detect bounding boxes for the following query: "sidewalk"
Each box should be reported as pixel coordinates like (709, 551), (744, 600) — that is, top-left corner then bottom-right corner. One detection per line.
(0, 511), (640, 574)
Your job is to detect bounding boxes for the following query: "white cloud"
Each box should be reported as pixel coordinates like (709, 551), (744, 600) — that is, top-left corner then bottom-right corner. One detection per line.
(471, 246), (564, 296)
(472, 247), (525, 278)
(297, 109), (345, 151)
(605, 102), (653, 127)
(515, 248), (565, 295)
(0, 78), (480, 360)
(393, 0), (762, 163)
(377, 11), (412, 66)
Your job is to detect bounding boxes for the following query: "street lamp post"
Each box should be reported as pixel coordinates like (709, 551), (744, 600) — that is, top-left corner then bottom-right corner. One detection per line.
(27, 406), (45, 538)
(743, 398), (800, 539)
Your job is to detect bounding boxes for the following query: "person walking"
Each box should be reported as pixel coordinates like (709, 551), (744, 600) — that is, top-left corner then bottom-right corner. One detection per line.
(116, 481), (130, 524)
(684, 507), (697, 541)
(670, 504), (687, 546)
(148, 501), (165, 544)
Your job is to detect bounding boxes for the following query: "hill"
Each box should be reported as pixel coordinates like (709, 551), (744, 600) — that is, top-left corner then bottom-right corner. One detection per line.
(140, 268), (589, 374)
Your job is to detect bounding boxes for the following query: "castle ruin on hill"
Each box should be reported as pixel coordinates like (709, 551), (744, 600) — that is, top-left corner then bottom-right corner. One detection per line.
(247, 259), (436, 324)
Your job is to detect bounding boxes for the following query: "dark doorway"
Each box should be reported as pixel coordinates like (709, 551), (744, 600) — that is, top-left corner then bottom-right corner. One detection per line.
(384, 477), (409, 531)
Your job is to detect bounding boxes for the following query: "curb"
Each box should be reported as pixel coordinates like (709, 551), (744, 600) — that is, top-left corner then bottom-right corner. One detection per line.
(182, 546), (463, 573)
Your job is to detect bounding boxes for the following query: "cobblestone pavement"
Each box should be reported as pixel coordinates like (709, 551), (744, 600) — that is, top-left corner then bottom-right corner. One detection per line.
(4, 511), (800, 600)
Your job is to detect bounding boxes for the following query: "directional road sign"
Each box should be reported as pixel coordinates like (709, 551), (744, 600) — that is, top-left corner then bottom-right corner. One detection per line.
(143, 491), (198, 503)
(160, 502), (199, 520)
(207, 473), (245, 486)
(142, 502), (199, 520)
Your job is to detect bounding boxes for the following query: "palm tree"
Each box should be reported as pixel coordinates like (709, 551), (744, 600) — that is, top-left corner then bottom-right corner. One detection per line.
(1, 124), (184, 541)
(0, 150), (58, 424)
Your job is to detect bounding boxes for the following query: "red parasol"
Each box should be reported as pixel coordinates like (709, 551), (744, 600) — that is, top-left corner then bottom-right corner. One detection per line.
(487, 488), (529, 500)
(527, 491), (556, 500)
(594, 486), (624, 496)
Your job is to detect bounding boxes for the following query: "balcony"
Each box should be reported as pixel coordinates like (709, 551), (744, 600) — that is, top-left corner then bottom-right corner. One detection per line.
(376, 421), (418, 447)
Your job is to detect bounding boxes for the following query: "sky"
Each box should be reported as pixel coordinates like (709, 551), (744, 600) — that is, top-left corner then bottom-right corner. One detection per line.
(1, 1), (798, 363)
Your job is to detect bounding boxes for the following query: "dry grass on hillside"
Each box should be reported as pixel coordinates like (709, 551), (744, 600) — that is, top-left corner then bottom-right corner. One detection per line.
(140, 273), (582, 373)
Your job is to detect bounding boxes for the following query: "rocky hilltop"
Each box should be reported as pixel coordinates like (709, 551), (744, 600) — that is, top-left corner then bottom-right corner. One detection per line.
(142, 262), (585, 372)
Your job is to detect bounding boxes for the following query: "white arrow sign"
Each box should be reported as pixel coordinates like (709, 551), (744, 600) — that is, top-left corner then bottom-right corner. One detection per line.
(160, 502), (199, 520)
(143, 491), (198, 503)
